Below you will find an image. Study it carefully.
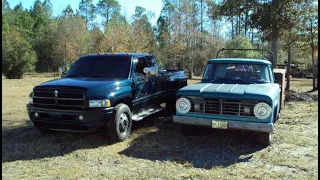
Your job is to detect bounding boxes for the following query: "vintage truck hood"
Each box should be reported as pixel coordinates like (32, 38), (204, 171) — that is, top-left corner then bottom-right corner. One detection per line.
(177, 83), (280, 101)
(36, 77), (131, 95)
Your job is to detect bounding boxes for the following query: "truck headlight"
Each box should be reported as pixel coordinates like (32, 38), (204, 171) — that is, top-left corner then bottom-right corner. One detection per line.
(89, 99), (111, 108)
(254, 102), (272, 119)
(176, 97), (191, 114)
(29, 92), (33, 104)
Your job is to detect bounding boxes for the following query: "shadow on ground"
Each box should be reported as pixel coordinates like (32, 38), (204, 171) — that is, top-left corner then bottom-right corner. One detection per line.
(3, 111), (266, 169)
(2, 120), (111, 162)
(120, 113), (266, 169)
(1, 112), (166, 163)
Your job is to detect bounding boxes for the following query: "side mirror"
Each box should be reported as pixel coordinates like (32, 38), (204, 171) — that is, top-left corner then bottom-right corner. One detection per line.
(150, 70), (156, 75)
(143, 67), (151, 74)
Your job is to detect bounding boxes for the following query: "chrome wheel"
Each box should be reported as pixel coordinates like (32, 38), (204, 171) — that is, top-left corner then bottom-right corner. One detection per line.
(119, 113), (129, 134)
(107, 103), (132, 142)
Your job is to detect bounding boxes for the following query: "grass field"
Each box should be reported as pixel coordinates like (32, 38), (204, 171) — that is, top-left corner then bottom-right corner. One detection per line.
(2, 75), (318, 179)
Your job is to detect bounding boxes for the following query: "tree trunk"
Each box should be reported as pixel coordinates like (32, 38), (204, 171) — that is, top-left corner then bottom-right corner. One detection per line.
(238, 6), (241, 35)
(235, 15), (238, 36)
(190, 52), (194, 79)
(311, 47), (316, 90)
(286, 45), (291, 90)
(65, 37), (67, 67)
(200, 0), (203, 50)
(251, 28), (254, 44)
(231, 15), (234, 38)
(244, 6), (248, 36)
(106, 9), (109, 25)
(86, 8), (88, 30)
(271, 32), (279, 67)
(310, 18), (316, 90)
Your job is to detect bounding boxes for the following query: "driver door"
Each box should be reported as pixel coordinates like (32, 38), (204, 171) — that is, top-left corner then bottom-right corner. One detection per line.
(132, 57), (152, 112)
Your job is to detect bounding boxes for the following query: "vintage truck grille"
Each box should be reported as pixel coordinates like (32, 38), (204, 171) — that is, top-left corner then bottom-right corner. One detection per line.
(189, 97), (257, 117)
(33, 88), (86, 110)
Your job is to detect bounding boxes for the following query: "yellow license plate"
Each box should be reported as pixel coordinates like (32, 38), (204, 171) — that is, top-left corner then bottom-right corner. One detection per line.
(211, 120), (228, 129)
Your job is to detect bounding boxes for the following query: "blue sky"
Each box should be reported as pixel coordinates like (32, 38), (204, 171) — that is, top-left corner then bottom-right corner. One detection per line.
(7, 0), (163, 25)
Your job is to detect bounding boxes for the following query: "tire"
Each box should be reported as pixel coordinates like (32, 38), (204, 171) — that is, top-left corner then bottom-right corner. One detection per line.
(277, 112), (280, 121)
(165, 95), (176, 115)
(181, 124), (196, 136)
(165, 100), (176, 115)
(274, 107), (279, 123)
(258, 132), (272, 146)
(36, 127), (53, 135)
(107, 103), (132, 142)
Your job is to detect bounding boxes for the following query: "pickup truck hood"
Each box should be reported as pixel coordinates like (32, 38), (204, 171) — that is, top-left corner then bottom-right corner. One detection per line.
(177, 83), (280, 101)
(36, 77), (130, 95)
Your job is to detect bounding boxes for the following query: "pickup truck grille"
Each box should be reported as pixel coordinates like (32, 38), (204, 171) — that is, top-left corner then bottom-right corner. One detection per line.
(189, 97), (257, 117)
(33, 88), (86, 110)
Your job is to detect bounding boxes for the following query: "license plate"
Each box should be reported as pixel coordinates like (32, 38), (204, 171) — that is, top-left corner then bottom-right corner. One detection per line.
(211, 120), (228, 129)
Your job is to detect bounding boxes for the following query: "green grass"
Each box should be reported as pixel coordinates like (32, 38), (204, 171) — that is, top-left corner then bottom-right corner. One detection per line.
(2, 75), (318, 179)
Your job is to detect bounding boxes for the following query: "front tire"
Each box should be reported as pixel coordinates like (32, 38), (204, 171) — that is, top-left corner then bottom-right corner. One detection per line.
(276, 112), (280, 121)
(258, 132), (272, 145)
(107, 103), (132, 142)
(165, 95), (176, 115)
(273, 107), (280, 123)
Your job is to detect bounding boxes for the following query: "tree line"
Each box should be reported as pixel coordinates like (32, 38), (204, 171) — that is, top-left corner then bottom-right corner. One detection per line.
(2, 0), (318, 83)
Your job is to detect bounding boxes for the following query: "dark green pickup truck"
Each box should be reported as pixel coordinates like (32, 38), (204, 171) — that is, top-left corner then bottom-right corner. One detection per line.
(27, 53), (187, 142)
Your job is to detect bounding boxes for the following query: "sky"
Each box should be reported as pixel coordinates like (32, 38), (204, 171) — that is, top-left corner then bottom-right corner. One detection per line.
(6, 0), (163, 25)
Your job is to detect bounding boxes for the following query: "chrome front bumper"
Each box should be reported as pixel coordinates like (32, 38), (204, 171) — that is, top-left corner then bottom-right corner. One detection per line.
(173, 115), (273, 132)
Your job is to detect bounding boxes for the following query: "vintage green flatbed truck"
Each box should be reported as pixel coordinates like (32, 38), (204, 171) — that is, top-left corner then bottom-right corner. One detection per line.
(173, 49), (284, 145)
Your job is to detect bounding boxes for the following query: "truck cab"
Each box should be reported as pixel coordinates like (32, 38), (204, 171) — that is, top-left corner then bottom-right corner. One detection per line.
(27, 53), (187, 142)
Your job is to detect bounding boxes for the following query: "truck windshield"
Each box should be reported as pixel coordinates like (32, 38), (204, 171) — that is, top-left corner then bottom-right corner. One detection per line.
(65, 56), (131, 78)
(202, 63), (271, 83)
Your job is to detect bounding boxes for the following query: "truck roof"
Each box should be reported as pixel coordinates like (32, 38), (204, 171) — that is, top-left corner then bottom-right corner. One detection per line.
(80, 53), (152, 58)
(208, 58), (272, 65)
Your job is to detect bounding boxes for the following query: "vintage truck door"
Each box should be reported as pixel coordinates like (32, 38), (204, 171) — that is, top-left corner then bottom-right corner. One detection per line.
(131, 57), (153, 112)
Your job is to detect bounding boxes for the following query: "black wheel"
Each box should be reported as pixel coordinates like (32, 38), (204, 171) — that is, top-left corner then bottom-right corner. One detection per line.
(165, 101), (176, 115)
(258, 132), (272, 146)
(276, 112), (280, 121)
(107, 103), (132, 142)
(273, 107), (279, 123)
(181, 124), (196, 136)
(165, 97), (176, 115)
(36, 127), (53, 135)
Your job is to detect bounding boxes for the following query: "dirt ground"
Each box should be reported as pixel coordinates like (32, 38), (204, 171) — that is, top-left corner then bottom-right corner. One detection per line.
(2, 76), (318, 179)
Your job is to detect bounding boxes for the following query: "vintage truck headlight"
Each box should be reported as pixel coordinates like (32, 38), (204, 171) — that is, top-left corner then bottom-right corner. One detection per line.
(254, 102), (272, 119)
(176, 97), (191, 114)
(89, 99), (111, 108)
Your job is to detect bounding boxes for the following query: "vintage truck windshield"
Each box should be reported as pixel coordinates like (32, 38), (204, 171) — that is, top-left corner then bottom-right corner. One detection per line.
(203, 63), (271, 83)
(65, 56), (131, 78)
